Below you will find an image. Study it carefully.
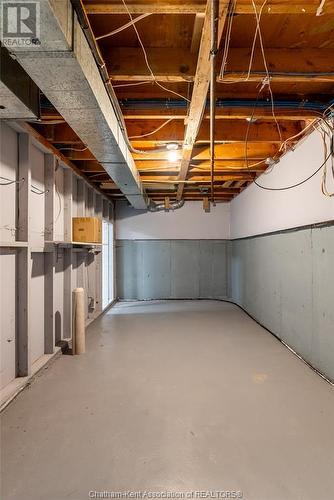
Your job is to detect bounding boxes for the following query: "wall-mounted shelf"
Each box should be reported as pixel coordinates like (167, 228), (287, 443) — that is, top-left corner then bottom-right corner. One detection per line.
(30, 246), (54, 254)
(72, 242), (102, 247)
(1, 121), (114, 400)
(45, 241), (102, 248)
(0, 242), (28, 248)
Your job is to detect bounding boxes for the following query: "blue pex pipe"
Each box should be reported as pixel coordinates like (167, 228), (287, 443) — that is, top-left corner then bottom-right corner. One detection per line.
(119, 98), (334, 111)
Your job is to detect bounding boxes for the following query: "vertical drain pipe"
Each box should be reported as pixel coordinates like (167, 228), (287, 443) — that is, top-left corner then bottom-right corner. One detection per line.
(210, 0), (218, 204)
(72, 288), (85, 355)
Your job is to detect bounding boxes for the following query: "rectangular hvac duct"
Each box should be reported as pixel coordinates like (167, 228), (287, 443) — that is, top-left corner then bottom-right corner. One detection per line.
(0, 0), (147, 209)
(0, 45), (39, 119)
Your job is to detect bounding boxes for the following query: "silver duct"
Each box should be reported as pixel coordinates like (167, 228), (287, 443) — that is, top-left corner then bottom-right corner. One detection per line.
(148, 199), (185, 212)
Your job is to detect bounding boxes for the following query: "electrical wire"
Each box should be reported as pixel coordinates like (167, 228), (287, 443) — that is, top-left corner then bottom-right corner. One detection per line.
(54, 160), (63, 225)
(31, 185), (49, 195)
(112, 81), (151, 88)
(244, 89), (334, 192)
(220, 0), (267, 82)
(220, 0), (236, 79)
(319, 122), (334, 196)
(0, 176), (25, 185)
(279, 119), (317, 153)
(253, 151), (332, 191)
(251, 0), (282, 143)
(58, 146), (88, 152)
(128, 118), (174, 139)
(219, 0), (283, 144)
(96, 13), (152, 40)
(119, 0), (190, 103)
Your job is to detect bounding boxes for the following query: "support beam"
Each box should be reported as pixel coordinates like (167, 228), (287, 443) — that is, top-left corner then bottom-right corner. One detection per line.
(132, 143), (279, 161)
(21, 123), (108, 198)
(84, 1), (334, 14)
(135, 159), (268, 170)
(122, 107), (320, 121)
(100, 173), (254, 185)
(106, 47), (334, 83)
(177, 0), (231, 199)
(191, 13), (205, 53)
(125, 119), (303, 144)
(5, 0), (146, 209)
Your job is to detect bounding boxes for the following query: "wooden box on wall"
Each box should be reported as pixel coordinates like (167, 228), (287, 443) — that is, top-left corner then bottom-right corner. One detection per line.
(72, 217), (102, 243)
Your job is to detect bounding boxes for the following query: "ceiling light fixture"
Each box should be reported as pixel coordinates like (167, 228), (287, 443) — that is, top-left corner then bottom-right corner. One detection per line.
(166, 143), (179, 151)
(167, 150), (179, 162)
(246, 116), (257, 123)
(265, 157), (280, 167)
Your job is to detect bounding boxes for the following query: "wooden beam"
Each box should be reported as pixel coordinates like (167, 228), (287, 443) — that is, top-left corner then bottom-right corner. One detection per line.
(77, 161), (106, 172)
(61, 149), (96, 161)
(107, 47), (334, 83)
(191, 13), (205, 53)
(133, 143), (279, 161)
(144, 174), (255, 182)
(34, 123), (82, 144)
(84, 1), (207, 14)
(122, 108), (320, 121)
(84, 1), (334, 15)
(203, 196), (210, 212)
(108, 48), (196, 83)
(222, 48), (334, 81)
(20, 123), (109, 197)
(135, 159), (267, 170)
(177, 0), (230, 199)
(139, 168), (266, 176)
(126, 119), (303, 144)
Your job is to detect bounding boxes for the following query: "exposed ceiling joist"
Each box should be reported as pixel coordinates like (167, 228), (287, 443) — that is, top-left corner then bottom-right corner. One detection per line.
(135, 159), (267, 170)
(131, 142), (279, 161)
(125, 119), (303, 144)
(84, 1), (334, 15)
(107, 47), (334, 83)
(176, 0), (231, 200)
(121, 108), (320, 121)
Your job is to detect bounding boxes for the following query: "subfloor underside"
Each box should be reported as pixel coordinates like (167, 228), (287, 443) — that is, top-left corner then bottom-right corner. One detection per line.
(1, 300), (334, 500)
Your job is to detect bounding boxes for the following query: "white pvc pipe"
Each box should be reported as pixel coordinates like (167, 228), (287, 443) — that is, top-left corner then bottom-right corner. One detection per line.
(72, 288), (85, 355)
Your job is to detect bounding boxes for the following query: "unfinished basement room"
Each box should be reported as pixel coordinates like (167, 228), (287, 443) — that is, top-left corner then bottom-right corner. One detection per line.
(0, 0), (334, 499)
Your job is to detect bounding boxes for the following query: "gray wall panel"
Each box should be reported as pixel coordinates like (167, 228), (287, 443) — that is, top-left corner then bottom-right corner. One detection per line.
(199, 240), (228, 298)
(141, 241), (171, 299)
(116, 227), (333, 381)
(116, 241), (142, 300)
(171, 240), (200, 298)
(231, 225), (334, 381)
(311, 227), (334, 379)
(116, 240), (229, 300)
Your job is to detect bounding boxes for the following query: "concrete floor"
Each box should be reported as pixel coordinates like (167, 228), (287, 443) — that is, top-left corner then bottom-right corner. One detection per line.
(1, 300), (334, 500)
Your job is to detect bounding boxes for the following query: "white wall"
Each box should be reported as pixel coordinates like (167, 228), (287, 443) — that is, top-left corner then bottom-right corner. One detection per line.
(0, 249), (16, 389)
(0, 122), (18, 243)
(231, 132), (334, 238)
(116, 201), (230, 240)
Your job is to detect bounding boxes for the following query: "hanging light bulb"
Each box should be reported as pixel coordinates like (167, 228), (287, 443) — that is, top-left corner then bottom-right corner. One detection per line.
(167, 150), (178, 162)
(166, 143), (179, 151)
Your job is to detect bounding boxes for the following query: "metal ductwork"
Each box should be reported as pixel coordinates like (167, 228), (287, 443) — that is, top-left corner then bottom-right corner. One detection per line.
(0, 45), (40, 119)
(148, 199), (185, 212)
(0, 0), (147, 209)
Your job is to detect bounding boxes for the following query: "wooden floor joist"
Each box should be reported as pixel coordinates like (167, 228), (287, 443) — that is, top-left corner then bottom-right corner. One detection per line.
(121, 108), (321, 121)
(126, 119), (303, 144)
(176, 0), (231, 200)
(30, 1), (334, 203)
(107, 48), (334, 84)
(84, 0), (334, 15)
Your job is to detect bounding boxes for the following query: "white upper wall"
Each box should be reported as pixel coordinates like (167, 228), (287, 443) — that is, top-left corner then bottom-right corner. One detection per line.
(116, 201), (230, 239)
(231, 131), (334, 238)
(116, 131), (333, 240)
